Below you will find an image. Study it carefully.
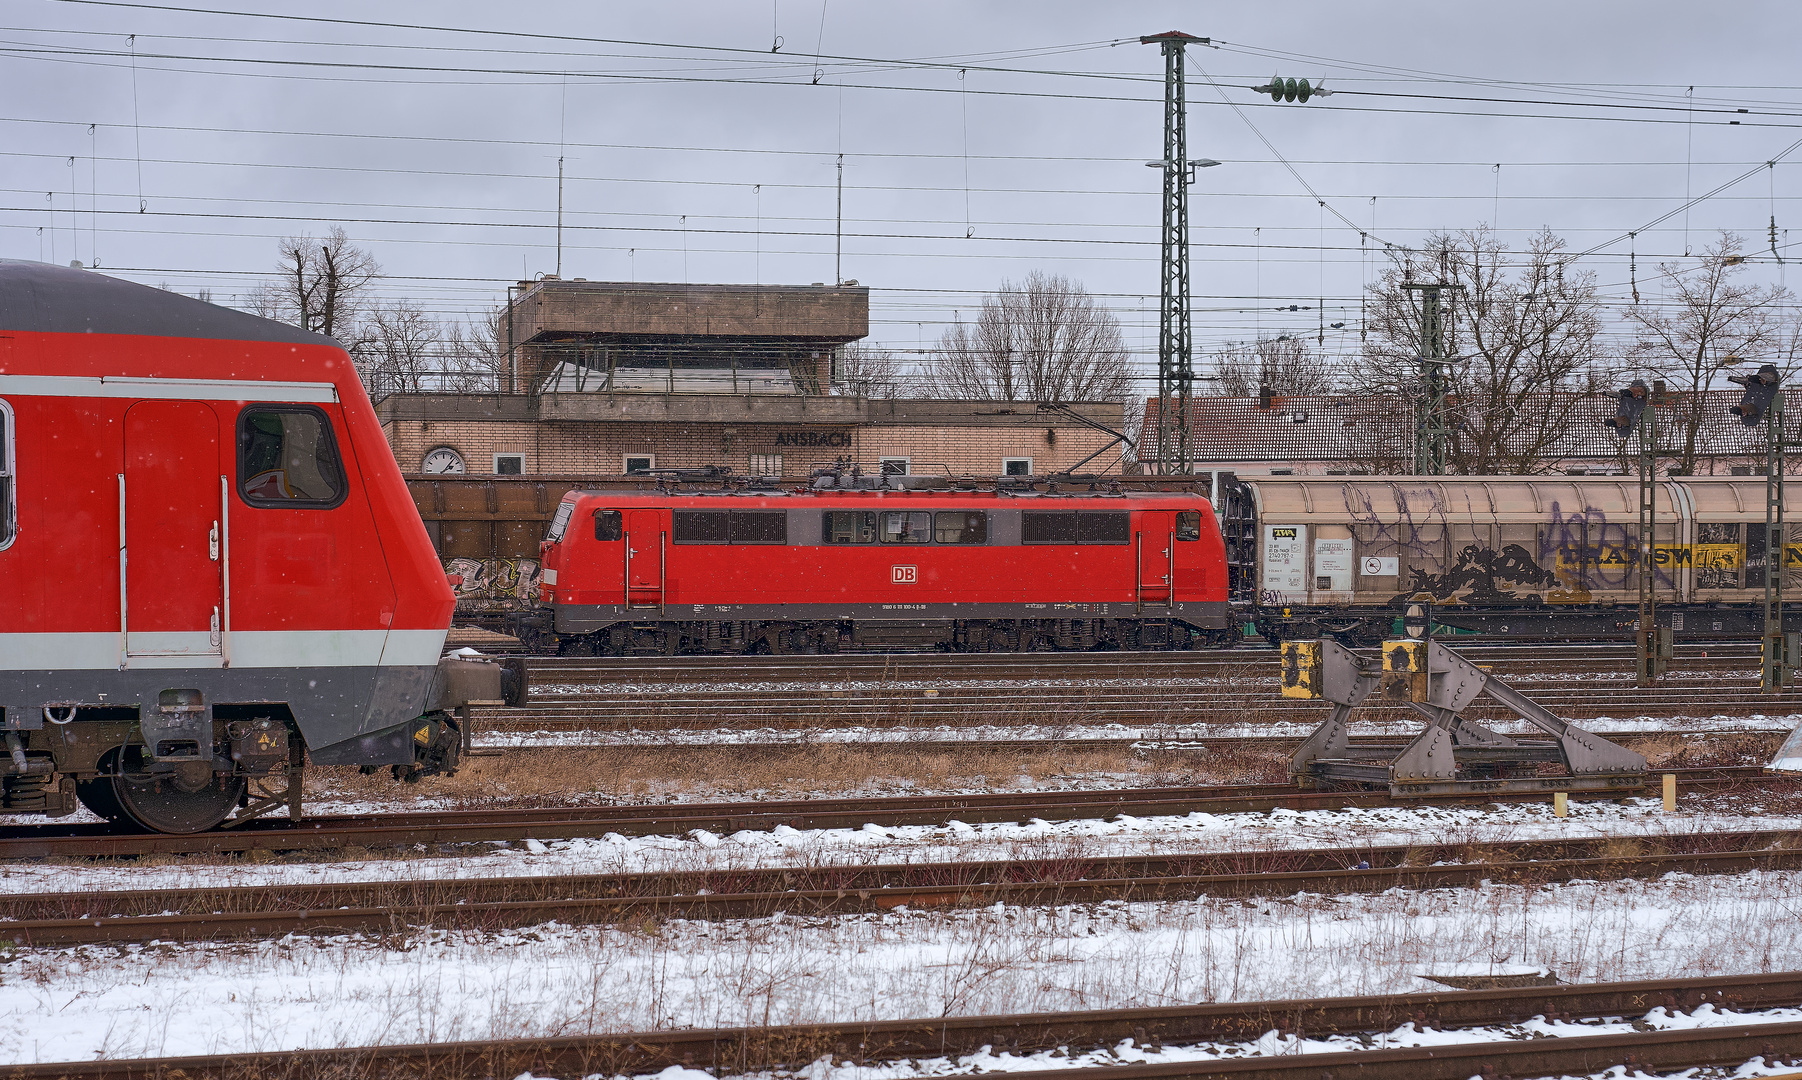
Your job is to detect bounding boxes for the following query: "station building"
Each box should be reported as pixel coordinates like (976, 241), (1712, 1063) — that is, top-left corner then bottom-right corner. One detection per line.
(375, 278), (1126, 482)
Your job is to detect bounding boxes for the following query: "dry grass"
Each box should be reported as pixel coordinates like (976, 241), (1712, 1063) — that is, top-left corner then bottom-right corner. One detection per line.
(308, 742), (1296, 811)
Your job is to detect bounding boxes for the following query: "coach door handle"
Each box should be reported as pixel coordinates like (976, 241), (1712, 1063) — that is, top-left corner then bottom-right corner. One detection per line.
(209, 521), (220, 561)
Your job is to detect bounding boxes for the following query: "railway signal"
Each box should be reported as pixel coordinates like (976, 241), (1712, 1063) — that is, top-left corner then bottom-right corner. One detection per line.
(1604, 380), (1650, 436)
(1252, 76), (1333, 103)
(1729, 363), (1781, 426)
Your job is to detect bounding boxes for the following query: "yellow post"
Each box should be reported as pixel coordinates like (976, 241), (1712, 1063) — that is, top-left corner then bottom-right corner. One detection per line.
(1553, 792), (1569, 818)
(1663, 773), (1677, 812)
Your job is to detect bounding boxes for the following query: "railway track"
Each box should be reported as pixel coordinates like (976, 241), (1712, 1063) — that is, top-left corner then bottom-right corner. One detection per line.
(4, 827), (1799, 946)
(526, 642), (1764, 685)
(9, 972), (1801, 1080)
(483, 675), (1802, 732)
(0, 768), (1784, 860)
(472, 730), (1790, 757)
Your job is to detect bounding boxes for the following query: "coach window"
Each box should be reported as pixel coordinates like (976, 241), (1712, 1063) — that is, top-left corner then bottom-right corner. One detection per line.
(934, 511), (987, 544)
(0, 398), (13, 549)
(673, 510), (729, 543)
(593, 510), (623, 542)
(879, 510), (931, 544)
(824, 510), (877, 544)
(237, 406), (347, 508)
(1176, 511), (1202, 541)
(729, 511), (787, 544)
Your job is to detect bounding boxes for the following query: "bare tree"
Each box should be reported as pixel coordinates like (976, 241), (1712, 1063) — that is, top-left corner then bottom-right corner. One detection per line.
(923, 271), (1131, 402)
(1212, 336), (1340, 395)
(1628, 232), (1794, 474)
(442, 306), (508, 393)
(249, 226), (381, 339)
(832, 342), (905, 398)
(1356, 226), (1610, 474)
(361, 301), (442, 396)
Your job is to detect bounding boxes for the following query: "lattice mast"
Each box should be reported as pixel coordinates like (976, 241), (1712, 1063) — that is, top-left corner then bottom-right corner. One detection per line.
(1142, 31), (1206, 475)
(1402, 282), (1459, 476)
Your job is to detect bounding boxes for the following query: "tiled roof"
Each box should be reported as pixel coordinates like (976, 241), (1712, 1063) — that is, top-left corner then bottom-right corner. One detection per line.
(1142, 391), (1774, 467)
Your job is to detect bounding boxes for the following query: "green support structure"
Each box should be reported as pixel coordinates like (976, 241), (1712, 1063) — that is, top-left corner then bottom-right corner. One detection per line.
(1141, 31), (1205, 476)
(1636, 401), (1669, 685)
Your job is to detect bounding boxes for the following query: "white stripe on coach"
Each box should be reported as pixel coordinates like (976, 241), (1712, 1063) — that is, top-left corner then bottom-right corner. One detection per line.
(0, 628), (447, 670)
(0, 374), (338, 403)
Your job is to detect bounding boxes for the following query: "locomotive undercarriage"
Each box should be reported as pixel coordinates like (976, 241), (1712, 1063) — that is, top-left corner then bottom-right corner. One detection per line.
(545, 617), (1235, 657)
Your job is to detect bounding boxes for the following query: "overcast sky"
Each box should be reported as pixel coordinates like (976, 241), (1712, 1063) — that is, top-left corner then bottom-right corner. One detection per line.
(5, 0), (1801, 388)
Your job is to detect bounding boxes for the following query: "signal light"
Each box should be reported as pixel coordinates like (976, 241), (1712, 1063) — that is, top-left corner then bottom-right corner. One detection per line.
(1603, 379), (1650, 437)
(1728, 364), (1781, 427)
(1252, 75), (1333, 103)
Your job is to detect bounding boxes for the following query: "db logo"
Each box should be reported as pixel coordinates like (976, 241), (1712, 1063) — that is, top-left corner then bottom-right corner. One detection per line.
(891, 565), (918, 584)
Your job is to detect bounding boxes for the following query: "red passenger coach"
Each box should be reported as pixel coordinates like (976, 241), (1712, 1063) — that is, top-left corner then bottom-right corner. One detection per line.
(0, 261), (519, 832)
(527, 484), (1231, 655)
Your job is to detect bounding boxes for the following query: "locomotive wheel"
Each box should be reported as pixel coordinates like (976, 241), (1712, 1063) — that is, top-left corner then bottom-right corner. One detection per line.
(110, 749), (246, 834)
(74, 777), (126, 823)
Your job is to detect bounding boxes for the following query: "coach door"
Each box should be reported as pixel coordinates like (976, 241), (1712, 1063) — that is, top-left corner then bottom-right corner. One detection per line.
(122, 401), (225, 661)
(1136, 510), (1174, 610)
(625, 509), (665, 609)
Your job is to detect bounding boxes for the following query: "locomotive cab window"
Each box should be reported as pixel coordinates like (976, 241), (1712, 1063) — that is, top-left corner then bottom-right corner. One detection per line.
(1176, 511), (1202, 541)
(593, 509), (622, 542)
(825, 510), (877, 544)
(545, 500), (575, 541)
(934, 511), (987, 544)
(237, 406), (346, 508)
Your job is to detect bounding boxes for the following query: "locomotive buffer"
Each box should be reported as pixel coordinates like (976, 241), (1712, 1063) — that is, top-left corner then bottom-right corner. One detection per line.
(1280, 637), (1647, 797)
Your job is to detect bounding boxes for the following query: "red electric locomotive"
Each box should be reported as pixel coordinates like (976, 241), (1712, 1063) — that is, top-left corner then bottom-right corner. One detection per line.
(527, 481), (1231, 655)
(0, 261), (520, 833)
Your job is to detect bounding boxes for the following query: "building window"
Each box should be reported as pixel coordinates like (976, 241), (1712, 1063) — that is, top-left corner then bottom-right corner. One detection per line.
(624, 454), (654, 475)
(1003, 458), (1032, 477)
(493, 453), (524, 475)
(237, 406), (347, 508)
(749, 453), (783, 477)
(879, 457), (910, 476)
(0, 398), (13, 550)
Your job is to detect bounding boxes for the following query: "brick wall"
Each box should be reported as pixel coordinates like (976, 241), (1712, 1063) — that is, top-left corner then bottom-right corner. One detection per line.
(381, 416), (1119, 478)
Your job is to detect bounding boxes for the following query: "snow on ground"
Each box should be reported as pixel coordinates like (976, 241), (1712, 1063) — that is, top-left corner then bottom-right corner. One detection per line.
(3, 792), (1798, 898)
(1, 870), (1799, 1063)
(474, 714), (1801, 749)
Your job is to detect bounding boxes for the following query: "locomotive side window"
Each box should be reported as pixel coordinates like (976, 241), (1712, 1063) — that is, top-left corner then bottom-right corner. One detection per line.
(879, 510), (932, 544)
(824, 510), (877, 544)
(934, 511), (987, 544)
(1022, 511), (1077, 544)
(673, 510), (729, 543)
(593, 509), (622, 542)
(237, 406), (346, 508)
(1176, 511), (1202, 541)
(729, 511), (787, 544)
(0, 398), (13, 550)
(1077, 513), (1130, 544)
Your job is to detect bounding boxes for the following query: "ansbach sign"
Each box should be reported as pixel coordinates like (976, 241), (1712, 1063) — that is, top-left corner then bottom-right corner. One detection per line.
(773, 431), (853, 448)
